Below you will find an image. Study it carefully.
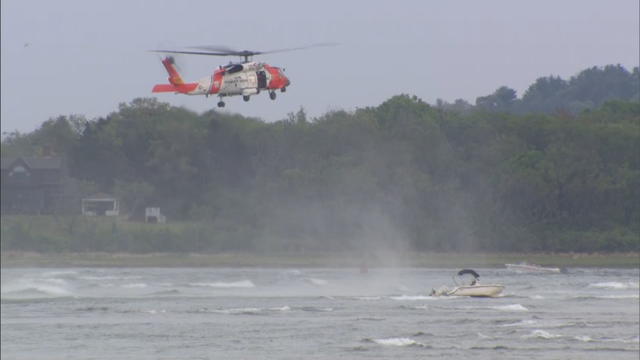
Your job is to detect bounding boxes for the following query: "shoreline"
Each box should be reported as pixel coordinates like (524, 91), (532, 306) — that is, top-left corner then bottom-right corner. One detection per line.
(1, 251), (638, 268)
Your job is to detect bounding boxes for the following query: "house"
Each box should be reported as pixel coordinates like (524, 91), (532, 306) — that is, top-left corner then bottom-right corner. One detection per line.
(145, 207), (166, 223)
(1, 156), (76, 215)
(81, 193), (119, 216)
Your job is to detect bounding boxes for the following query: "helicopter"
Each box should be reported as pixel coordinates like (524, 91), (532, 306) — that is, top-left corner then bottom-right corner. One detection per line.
(151, 44), (335, 108)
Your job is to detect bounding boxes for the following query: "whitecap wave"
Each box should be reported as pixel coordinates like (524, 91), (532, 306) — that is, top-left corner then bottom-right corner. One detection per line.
(122, 283), (148, 289)
(625, 336), (640, 344)
(145, 309), (167, 314)
(41, 270), (78, 277)
(287, 269), (302, 275)
(373, 337), (425, 347)
(604, 336), (640, 344)
(353, 296), (382, 301)
(390, 295), (434, 301)
(1, 279), (73, 299)
(79, 275), (142, 281)
(574, 335), (594, 342)
(491, 304), (529, 312)
(213, 307), (263, 315)
(599, 294), (640, 299)
(306, 278), (328, 286)
(210, 305), (291, 315)
(589, 282), (639, 290)
(189, 280), (255, 288)
(525, 329), (562, 340)
(40, 278), (67, 285)
(270, 306), (291, 312)
(79, 276), (121, 281)
(500, 319), (537, 327)
(300, 306), (334, 312)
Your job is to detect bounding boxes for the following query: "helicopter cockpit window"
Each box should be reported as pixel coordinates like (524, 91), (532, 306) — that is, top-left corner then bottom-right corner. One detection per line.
(224, 64), (243, 74)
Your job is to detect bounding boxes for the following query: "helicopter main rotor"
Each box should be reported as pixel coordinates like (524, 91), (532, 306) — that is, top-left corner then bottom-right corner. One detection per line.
(151, 43), (337, 63)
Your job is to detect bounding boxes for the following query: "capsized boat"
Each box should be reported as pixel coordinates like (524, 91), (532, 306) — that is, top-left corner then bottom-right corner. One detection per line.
(505, 262), (565, 273)
(430, 269), (504, 298)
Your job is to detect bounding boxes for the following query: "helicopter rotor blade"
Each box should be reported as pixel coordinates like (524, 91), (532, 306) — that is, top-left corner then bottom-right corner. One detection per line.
(150, 43), (338, 58)
(258, 42), (339, 55)
(188, 45), (240, 53)
(186, 47), (262, 57)
(150, 49), (235, 57)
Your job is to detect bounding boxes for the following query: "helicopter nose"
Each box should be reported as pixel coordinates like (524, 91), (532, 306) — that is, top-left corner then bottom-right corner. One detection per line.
(266, 66), (291, 90)
(279, 70), (290, 87)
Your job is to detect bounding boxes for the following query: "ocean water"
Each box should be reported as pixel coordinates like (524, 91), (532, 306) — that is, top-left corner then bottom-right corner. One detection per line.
(1, 267), (638, 359)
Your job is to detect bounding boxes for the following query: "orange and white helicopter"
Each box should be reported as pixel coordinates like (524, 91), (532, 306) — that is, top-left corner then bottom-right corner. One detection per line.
(151, 44), (334, 108)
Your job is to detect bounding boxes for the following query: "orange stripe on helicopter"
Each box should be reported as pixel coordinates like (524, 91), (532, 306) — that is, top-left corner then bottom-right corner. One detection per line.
(209, 69), (224, 94)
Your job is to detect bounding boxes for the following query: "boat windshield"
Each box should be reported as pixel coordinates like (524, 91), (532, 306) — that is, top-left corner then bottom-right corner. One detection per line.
(453, 269), (480, 286)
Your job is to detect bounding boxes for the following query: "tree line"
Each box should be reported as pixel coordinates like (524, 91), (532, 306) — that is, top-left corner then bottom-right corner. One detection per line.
(2, 65), (639, 253)
(441, 64), (639, 114)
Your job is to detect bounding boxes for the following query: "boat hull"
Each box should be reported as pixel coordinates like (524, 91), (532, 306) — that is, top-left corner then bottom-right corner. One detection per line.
(447, 285), (504, 297)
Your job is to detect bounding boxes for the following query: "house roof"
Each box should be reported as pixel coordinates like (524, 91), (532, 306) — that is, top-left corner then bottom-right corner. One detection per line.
(1, 157), (63, 170)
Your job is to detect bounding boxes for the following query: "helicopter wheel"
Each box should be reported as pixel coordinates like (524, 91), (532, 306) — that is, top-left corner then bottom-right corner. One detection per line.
(281, 87), (286, 93)
(217, 101), (225, 108)
(243, 95), (250, 102)
(269, 91), (277, 100)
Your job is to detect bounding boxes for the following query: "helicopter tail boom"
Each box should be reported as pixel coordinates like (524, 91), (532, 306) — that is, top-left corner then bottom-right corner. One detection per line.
(152, 83), (198, 93)
(152, 84), (179, 93)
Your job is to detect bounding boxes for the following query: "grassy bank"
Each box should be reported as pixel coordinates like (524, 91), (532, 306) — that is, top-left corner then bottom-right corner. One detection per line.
(1, 251), (638, 268)
(3, 215), (639, 255)
(1, 215), (256, 253)
(2, 215), (638, 267)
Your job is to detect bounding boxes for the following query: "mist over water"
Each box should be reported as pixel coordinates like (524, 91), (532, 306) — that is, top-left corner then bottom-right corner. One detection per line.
(2, 267), (638, 359)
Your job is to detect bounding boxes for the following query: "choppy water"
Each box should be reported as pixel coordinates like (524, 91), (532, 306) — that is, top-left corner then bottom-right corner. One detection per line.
(1, 267), (638, 359)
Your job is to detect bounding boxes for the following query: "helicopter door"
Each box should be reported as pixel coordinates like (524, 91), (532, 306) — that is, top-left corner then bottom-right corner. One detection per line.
(257, 71), (267, 89)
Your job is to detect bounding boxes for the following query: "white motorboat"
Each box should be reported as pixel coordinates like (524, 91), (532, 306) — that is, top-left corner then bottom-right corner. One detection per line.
(446, 284), (504, 297)
(430, 269), (504, 298)
(505, 263), (563, 273)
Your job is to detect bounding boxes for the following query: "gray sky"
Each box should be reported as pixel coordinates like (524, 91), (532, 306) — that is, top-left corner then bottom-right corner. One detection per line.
(1, 0), (638, 134)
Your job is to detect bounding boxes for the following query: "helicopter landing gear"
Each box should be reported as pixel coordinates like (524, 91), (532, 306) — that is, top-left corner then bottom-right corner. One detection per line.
(217, 101), (225, 108)
(243, 95), (250, 102)
(281, 87), (286, 93)
(269, 91), (277, 100)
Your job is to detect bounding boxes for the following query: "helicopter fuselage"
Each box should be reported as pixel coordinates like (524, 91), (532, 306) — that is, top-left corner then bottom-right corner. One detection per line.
(152, 57), (289, 107)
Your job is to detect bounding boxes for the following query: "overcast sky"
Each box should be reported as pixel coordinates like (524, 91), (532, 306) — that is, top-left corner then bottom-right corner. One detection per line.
(1, 0), (638, 134)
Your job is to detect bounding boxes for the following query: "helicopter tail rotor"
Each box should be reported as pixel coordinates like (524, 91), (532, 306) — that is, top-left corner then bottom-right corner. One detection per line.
(152, 56), (199, 94)
(160, 56), (186, 86)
